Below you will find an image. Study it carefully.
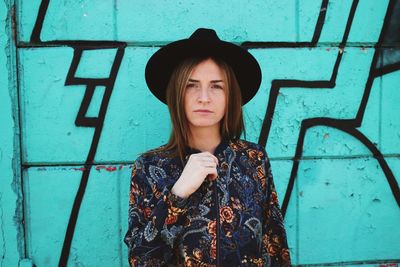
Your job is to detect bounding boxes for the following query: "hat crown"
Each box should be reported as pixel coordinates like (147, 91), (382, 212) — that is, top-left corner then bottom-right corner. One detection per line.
(189, 28), (221, 41)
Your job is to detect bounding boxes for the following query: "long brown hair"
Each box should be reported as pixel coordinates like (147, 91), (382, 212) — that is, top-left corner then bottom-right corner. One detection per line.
(143, 56), (245, 161)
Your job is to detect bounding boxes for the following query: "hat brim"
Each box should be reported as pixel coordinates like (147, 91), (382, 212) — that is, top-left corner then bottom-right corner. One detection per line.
(145, 38), (261, 105)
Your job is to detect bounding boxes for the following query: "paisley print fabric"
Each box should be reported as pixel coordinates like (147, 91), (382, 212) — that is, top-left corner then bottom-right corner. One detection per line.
(124, 139), (291, 266)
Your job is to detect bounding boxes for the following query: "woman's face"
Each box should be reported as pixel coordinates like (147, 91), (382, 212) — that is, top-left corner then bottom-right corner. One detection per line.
(184, 58), (227, 133)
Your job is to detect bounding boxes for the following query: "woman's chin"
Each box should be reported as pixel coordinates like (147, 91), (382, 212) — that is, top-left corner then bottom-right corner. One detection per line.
(189, 121), (221, 129)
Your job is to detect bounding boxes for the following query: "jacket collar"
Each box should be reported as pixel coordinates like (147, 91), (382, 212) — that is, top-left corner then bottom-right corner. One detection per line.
(184, 138), (231, 157)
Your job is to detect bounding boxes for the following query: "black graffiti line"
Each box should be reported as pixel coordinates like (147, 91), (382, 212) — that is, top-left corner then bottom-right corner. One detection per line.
(30, 0), (49, 43)
(258, 0), (357, 214)
(295, 117), (400, 205)
(30, 0), (124, 48)
(269, 0), (400, 216)
(58, 46), (125, 267)
(311, 0), (329, 45)
(31, 0), (329, 48)
(242, 0), (329, 49)
(75, 84), (99, 127)
(29, 0), (125, 48)
(30, 40), (127, 49)
(23, 41), (384, 49)
(275, 0), (355, 216)
(65, 46), (124, 86)
(355, 0), (398, 123)
(30, 2), (127, 265)
(374, 61), (400, 76)
(260, 0), (356, 141)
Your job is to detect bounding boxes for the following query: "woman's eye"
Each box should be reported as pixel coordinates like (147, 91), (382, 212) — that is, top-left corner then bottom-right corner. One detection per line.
(186, 83), (197, 88)
(212, 84), (223, 89)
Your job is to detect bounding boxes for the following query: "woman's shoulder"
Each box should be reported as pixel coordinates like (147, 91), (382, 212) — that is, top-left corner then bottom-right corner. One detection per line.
(134, 143), (175, 165)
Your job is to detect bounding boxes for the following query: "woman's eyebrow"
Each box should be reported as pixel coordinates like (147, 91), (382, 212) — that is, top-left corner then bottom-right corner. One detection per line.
(188, 79), (224, 83)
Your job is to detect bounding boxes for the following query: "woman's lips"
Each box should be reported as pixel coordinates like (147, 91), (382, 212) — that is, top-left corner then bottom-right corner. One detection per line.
(194, 109), (213, 113)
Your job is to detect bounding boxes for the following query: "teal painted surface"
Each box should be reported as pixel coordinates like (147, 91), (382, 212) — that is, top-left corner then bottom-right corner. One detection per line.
(297, 158), (400, 262)
(1, 0), (399, 266)
(19, 48), (95, 164)
(382, 71), (400, 153)
(116, 0), (298, 42)
(245, 47), (376, 157)
(317, 1), (352, 43)
(75, 49), (118, 79)
(19, 0), (115, 42)
(24, 166), (131, 266)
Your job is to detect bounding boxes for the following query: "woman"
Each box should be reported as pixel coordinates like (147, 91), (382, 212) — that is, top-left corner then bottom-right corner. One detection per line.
(124, 28), (291, 267)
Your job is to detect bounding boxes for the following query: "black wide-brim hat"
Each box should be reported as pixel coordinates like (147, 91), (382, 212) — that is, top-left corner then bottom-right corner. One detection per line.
(145, 28), (262, 105)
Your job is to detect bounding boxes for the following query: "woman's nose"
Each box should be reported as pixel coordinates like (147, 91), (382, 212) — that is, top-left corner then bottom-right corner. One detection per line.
(198, 87), (210, 103)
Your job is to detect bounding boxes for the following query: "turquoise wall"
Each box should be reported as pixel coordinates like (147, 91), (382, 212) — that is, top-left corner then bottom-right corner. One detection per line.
(1, 0), (400, 266)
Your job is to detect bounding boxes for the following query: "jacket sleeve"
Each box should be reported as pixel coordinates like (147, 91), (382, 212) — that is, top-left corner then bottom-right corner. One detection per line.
(124, 155), (188, 267)
(260, 149), (292, 266)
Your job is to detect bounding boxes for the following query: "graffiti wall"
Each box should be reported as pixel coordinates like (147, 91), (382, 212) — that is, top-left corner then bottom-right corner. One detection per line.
(1, 0), (399, 266)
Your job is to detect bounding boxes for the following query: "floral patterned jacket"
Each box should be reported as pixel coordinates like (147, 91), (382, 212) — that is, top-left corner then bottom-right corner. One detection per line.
(124, 138), (291, 266)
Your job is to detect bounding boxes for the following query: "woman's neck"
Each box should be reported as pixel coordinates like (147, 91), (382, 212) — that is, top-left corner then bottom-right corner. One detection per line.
(188, 126), (221, 154)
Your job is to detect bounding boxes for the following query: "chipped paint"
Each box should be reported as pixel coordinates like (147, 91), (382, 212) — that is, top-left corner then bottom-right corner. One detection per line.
(95, 165), (117, 172)
(1, 0), (25, 266)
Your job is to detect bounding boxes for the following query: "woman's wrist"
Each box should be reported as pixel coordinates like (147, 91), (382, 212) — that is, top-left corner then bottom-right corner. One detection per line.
(171, 183), (188, 199)
(167, 189), (189, 209)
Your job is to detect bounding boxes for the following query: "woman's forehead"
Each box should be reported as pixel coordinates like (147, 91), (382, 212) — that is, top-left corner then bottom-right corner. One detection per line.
(189, 59), (225, 80)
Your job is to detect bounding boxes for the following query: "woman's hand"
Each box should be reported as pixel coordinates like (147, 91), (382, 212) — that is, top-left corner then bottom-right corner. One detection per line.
(171, 152), (219, 199)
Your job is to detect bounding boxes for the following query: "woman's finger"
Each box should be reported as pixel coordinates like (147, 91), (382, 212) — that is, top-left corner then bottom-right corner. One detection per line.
(200, 152), (219, 165)
(192, 152), (219, 165)
(203, 162), (217, 168)
(200, 157), (216, 164)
